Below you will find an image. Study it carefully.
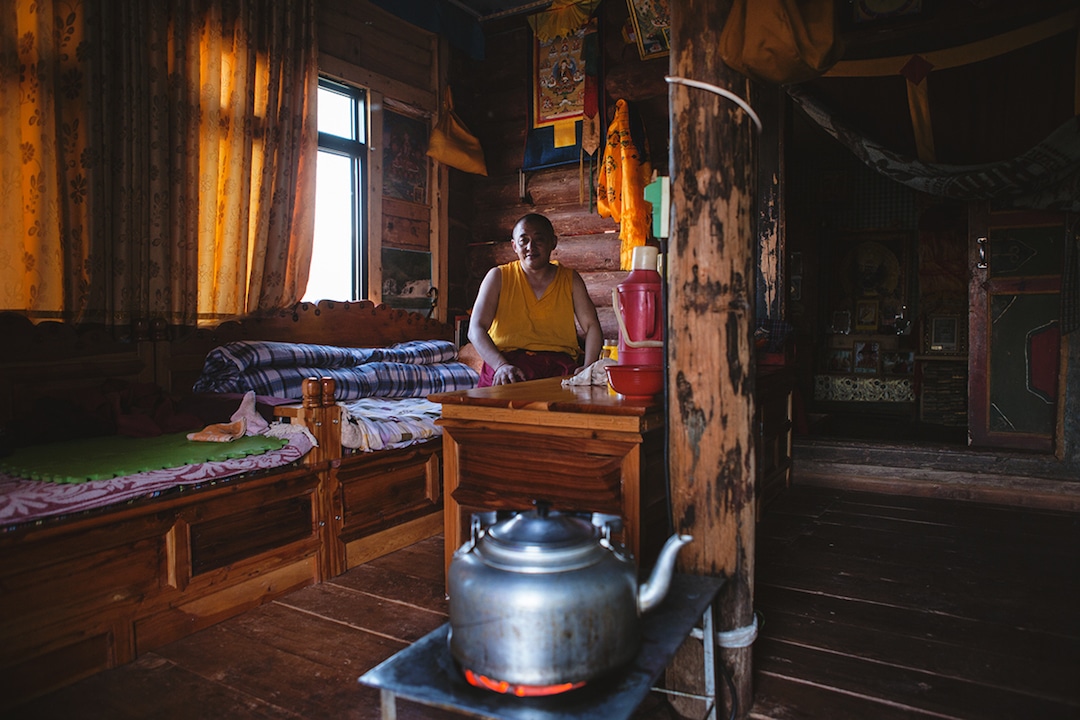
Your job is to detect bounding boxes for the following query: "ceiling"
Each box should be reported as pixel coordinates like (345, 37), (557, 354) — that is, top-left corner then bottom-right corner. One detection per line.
(444, 0), (551, 22)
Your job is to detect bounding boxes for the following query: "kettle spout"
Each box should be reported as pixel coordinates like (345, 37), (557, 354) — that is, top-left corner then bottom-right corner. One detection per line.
(637, 533), (693, 614)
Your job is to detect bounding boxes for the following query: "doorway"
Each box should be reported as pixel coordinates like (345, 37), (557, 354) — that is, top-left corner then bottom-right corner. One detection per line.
(786, 118), (970, 447)
(968, 205), (1067, 455)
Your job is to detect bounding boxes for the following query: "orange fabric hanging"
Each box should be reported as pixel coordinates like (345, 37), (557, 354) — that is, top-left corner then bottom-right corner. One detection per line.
(596, 99), (653, 270)
(719, 0), (843, 85)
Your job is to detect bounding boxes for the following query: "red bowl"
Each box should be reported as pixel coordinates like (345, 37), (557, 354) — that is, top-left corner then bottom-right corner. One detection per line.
(605, 364), (664, 399)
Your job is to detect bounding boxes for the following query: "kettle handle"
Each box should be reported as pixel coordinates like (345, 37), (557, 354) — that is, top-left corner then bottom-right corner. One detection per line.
(612, 288), (663, 348)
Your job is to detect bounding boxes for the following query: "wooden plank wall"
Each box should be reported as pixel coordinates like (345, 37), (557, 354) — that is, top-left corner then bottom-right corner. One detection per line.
(318, 1), (436, 92)
(447, 4), (673, 340)
(318, 0), (441, 312)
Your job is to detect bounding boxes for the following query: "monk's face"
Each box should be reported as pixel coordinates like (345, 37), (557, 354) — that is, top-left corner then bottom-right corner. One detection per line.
(512, 219), (557, 271)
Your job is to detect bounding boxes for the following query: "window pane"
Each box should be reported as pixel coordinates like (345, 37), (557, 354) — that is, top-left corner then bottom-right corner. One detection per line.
(304, 151), (356, 302)
(318, 86), (355, 140)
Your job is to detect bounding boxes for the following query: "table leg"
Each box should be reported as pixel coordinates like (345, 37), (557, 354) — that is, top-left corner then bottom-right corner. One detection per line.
(702, 605), (717, 720)
(380, 688), (397, 720)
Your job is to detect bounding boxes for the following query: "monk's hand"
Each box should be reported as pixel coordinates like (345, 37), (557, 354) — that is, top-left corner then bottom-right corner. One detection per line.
(493, 363), (525, 385)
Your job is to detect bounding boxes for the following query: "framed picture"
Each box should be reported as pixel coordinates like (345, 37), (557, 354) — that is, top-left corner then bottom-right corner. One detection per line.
(882, 351), (915, 375)
(855, 299), (879, 332)
(825, 349), (853, 374)
(626, 0), (670, 60)
(381, 248), (432, 313)
(382, 110), (429, 205)
(454, 314), (470, 349)
(830, 310), (851, 335)
(926, 315), (964, 354)
(854, 341), (879, 374)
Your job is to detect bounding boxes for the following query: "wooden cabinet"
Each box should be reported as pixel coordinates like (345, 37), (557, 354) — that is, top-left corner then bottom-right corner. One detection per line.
(274, 402), (444, 577)
(333, 442), (443, 572)
(430, 378), (667, 578)
(1, 465), (323, 705)
(918, 358), (967, 427)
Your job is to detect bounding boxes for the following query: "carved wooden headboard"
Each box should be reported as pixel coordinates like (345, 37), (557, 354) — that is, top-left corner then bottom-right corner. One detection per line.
(0, 313), (155, 446)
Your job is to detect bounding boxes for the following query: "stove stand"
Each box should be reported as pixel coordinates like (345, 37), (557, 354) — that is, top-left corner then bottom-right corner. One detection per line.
(359, 573), (724, 720)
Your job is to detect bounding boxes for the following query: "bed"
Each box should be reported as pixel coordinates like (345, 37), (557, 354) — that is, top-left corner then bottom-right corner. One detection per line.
(0, 301), (475, 709)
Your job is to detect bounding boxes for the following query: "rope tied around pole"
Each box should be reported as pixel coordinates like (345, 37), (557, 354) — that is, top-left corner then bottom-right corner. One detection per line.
(715, 613), (759, 649)
(665, 75), (763, 133)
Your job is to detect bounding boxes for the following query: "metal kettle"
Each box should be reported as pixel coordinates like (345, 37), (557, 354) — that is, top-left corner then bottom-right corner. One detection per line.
(447, 506), (692, 690)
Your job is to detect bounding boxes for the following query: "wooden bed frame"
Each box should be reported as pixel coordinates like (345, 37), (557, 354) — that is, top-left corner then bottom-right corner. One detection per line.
(0, 301), (453, 708)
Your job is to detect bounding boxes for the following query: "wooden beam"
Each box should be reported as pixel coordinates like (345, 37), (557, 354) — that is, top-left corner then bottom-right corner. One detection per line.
(667, 1), (758, 717)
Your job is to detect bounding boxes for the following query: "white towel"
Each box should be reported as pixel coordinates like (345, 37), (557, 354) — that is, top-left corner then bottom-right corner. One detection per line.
(561, 359), (617, 387)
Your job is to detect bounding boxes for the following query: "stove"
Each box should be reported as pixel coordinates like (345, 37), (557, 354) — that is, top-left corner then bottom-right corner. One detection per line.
(358, 573), (723, 720)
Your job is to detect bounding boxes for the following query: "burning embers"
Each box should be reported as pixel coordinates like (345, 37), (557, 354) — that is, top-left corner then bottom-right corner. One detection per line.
(463, 668), (586, 697)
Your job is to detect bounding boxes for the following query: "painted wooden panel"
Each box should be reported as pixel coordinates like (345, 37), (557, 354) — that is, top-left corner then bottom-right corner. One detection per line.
(989, 292), (1060, 436)
(969, 207), (1065, 453)
(382, 197), (431, 251)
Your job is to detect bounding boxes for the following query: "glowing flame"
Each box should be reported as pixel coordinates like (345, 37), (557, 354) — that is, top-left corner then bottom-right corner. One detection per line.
(464, 668), (586, 697)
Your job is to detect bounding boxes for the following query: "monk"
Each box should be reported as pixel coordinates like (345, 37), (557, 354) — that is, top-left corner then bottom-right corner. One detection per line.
(468, 213), (602, 387)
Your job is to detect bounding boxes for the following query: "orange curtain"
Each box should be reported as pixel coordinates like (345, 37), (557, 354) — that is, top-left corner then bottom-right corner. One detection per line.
(0, 0), (317, 326)
(0, 0), (92, 318)
(191, 1), (318, 320)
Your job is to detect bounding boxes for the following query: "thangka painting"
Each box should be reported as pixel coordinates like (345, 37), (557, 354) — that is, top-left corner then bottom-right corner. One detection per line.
(382, 110), (429, 205)
(626, 0), (670, 60)
(533, 22), (593, 129)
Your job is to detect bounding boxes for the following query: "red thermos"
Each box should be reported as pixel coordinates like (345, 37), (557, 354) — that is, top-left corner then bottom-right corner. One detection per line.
(612, 246), (664, 367)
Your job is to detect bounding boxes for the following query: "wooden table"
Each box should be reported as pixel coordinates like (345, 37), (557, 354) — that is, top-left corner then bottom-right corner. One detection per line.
(429, 377), (668, 579)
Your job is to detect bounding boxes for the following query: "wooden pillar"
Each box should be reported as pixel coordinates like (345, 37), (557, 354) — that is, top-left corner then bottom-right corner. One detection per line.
(667, 1), (757, 717)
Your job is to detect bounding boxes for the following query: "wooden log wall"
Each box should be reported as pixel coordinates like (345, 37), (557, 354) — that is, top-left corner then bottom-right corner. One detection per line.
(447, 3), (672, 340)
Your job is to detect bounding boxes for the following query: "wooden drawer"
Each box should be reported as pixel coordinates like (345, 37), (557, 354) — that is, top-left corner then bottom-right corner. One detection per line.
(336, 441), (442, 543)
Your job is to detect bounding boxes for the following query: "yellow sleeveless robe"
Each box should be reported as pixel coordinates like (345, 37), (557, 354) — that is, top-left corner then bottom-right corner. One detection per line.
(488, 261), (580, 359)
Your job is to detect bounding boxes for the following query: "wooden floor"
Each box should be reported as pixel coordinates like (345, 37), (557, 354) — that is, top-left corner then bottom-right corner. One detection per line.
(13, 485), (1080, 719)
(750, 485), (1080, 720)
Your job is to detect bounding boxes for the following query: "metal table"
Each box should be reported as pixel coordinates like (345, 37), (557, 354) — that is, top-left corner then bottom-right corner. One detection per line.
(358, 573), (724, 720)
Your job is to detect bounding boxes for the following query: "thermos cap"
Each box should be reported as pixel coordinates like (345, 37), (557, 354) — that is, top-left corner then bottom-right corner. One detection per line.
(631, 245), (659, 271)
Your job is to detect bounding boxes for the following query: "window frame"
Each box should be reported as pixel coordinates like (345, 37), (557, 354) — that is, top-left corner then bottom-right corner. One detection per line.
(314, 76), (369, 301)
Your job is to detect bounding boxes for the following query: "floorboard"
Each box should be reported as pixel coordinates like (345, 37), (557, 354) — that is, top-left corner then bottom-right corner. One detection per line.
(12, 485), (1080, 719)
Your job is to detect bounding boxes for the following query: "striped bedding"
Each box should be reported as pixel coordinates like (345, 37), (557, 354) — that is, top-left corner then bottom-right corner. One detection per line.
(193, 339), (479, 400)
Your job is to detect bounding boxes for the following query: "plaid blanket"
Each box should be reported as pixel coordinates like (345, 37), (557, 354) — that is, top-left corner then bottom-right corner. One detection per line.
(193, 339), (478, 400)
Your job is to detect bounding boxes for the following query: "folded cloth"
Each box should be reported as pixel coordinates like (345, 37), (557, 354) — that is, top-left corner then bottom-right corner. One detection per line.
(561, 359), (617, 387)
(230, 390), (270, 436)
(187, 418), (246, 443)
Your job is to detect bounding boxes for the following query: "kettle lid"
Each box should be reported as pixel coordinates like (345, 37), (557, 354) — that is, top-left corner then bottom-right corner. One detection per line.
(478, 509), (607, 571)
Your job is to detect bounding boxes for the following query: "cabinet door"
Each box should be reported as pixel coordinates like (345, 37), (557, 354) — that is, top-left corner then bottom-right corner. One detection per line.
(968, 205), (1065, 453)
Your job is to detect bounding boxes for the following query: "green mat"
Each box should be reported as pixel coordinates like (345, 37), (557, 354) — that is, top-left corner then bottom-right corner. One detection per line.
(0, 432), (288, 484)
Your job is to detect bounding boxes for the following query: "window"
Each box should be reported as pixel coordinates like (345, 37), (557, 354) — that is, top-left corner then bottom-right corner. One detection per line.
(304, 78), (368, 302)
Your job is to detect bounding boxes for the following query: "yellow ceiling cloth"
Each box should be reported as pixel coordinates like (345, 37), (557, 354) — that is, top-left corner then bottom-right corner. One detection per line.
(719, 0), (843, 85)
(527, 0), (600, 42)
(597, 99), (653, 271)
